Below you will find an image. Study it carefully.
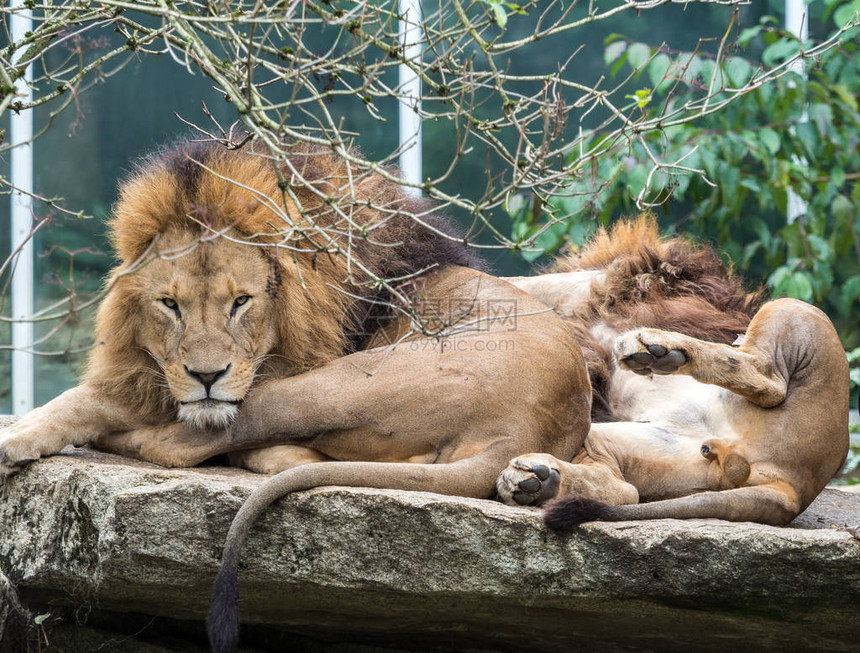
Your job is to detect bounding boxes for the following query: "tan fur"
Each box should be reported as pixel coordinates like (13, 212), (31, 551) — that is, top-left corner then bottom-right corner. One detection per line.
(500, 220), (849, 527)
(0, 139), (588, 472)
(0, 141), (591, 651)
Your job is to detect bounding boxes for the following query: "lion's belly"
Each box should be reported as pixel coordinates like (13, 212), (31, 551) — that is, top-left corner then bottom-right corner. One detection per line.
(603, 372), (748, 500)
(609, 370), (721, 423)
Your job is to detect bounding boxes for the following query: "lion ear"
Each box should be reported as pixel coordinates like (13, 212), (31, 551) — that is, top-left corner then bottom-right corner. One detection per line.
(111, 168), (180, 263)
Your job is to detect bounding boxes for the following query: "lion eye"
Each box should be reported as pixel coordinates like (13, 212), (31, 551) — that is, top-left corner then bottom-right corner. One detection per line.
(161, 297), (182, 319)
(230, 295), (251, 317)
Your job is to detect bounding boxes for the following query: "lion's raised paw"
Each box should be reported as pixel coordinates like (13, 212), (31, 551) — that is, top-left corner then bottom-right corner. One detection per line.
(496, 454), (562, 506)
(614, 329), (688, 375)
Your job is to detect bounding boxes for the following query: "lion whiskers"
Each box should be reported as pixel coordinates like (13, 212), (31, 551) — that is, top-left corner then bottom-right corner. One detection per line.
(250, 352), (293, 385)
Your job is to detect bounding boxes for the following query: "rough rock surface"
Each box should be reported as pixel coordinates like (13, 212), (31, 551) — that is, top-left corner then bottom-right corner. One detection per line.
(0, 446), (858, 652)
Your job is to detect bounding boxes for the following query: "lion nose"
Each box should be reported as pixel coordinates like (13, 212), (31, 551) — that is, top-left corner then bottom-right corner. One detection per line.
(184, 364), (231, 394)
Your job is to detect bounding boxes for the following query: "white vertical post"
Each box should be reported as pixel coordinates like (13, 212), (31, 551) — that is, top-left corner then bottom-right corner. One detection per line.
(399, 0), (423, 196)
(9, 4), (35, 414)
(785, 0), (808, 224)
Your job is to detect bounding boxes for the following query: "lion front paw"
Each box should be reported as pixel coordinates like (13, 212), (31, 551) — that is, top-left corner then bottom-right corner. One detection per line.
(0, 458), (17, 480)
(0, 430), (39, 480)
(496, 454), (563, 507)
(614, 329), (688, 375)
(0, 417), (57, 480)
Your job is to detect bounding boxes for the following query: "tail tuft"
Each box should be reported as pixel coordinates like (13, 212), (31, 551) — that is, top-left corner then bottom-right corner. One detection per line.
(543, 494), (609, 531)
(206, 567), (240, 653)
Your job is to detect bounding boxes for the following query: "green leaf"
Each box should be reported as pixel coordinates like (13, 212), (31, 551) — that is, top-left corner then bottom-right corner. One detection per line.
(825, 0), (847, 21)
(648, 53), (672, 90)
(698, 59), (716, 87)
(789, 273), (814, 302)
(808, 234), (832, 262)
(520, 247), (544, 263)
(768, 268), (814, 301)
(762, 38), (800, 66)
(678, 55), (703, 86)
(625, 88), (652, 109)
(34, 613), (50, 626)
(841, 276), (860, 316)
(834, 1), (860, 28)
(740, 178), (762, 193)
(741, 241), (762, 266)
(773, 187), (788, 216)
(554, 192), (588, 220)
(625, 162), (652, 199)
(566, 218), (597, 247)
(627, 43), (651, 71)
(610, 52), (629, 77)
(832, 167), (846, 188)
(808, 103), (834, 137)
(505, 192), (531, 224)
(759, 127), (781, 155)
(832, 194), (854, 223)
(738, 26), (762, 46)
(605, 41), (627, 66)
(491, 2), (507, 28)
(833, 84), (859, 111)
(522, 219), (569, 261)
(795, 122), (817, 159)
(725, 56), (753, 87)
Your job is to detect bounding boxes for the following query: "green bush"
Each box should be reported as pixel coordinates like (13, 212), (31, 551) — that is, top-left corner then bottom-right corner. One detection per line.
(509, 1), (860, 351)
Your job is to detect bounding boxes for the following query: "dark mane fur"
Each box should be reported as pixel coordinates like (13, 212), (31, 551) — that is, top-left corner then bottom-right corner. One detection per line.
(554, 218), (764, 422)
(89, 138), (484, 419)
(122, 139), (482, 350)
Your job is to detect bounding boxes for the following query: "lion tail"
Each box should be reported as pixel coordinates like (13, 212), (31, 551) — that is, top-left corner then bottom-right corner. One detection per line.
(542, 484), (801, 531)
(206, 448), (511, 652)
(206, 558), (240, 653)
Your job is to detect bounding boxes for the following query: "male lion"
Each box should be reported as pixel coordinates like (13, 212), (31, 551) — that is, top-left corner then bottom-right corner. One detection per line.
(0, 140), (591, 652)
(498, 219), (849, 529)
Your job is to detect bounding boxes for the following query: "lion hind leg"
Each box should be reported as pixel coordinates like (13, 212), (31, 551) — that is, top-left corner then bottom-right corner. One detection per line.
(543, 481), (800, 531)
(228, 445), (333, 474)
(613, 327), (787, 408)
(497, 452), (638, 507)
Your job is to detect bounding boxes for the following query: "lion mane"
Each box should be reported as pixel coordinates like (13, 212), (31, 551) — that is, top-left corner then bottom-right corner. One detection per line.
(83, 140), (480, 423)
(551, 218), (765, 421)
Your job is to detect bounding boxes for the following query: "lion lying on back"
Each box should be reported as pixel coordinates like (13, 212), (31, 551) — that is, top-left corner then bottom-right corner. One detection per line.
(500, 218), (849, 528)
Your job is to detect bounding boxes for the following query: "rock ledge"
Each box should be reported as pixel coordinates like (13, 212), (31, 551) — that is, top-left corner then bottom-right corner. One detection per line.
(1, 448), (859, 652)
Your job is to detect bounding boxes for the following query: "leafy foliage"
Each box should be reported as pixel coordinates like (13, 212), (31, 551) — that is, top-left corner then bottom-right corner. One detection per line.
(849, 346), (860, 413)
(509, 1), (860, 357)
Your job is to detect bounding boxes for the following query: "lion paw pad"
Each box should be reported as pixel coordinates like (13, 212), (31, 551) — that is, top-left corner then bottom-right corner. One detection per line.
(498, 459), (561, 507)
(615, 333), (687, 376)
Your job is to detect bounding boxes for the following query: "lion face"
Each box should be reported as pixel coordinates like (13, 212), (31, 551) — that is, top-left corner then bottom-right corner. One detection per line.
(133, 230), (280, 429)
